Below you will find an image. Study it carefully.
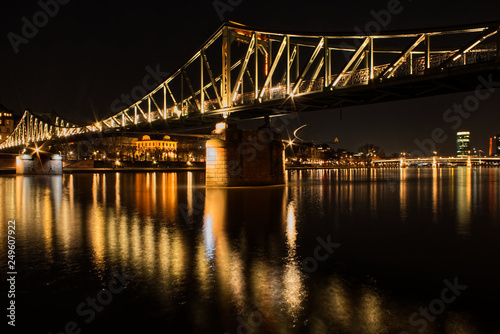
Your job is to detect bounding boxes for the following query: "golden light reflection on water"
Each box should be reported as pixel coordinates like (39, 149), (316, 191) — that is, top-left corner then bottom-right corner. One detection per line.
(203, 188), (246, 310)
(399, 167), (408, 221)
(283, 199), (306, 323)
(327, 277), (352, 328)
(456, 167), (472, 236)
(359, 287), (385, 333)
(42, 187), (54, 259)
(1, 169), (499, 332)
(284, 185), (307, 318)
(314, 276), (392, 333)
(432, 167), (438, 221)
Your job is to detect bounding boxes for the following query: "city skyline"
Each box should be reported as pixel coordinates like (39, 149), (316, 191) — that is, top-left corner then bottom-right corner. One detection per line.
(1, 1), (500, 156)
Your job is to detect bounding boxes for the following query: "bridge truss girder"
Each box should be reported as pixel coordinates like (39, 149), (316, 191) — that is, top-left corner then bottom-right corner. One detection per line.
(1, 21), (500, 151)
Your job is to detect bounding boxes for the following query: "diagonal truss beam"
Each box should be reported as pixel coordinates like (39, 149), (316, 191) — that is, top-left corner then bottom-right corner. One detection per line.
(202, 49), (222, 108)
(329, 37), (371, 89)
(181, 69), (200, 112)
(259, 36), (287, 100)
(292, 37), (325, 95)
(435, 27), (498, 71)
(340, 52), (365, 87)
(232, 33), (256, 102)
(380, 34), (426, 79)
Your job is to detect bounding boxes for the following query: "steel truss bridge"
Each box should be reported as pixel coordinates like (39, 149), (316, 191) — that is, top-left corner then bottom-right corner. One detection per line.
(2, 21), (500, 151)
(374, 156), (500, 167)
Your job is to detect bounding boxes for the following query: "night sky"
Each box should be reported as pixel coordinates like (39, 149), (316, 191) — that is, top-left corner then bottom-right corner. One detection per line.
(1, 0), (500, 155)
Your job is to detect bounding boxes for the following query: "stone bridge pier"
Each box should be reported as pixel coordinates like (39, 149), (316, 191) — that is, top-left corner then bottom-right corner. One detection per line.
(16, 153), (63, 175)
(205, 122), (285, 187)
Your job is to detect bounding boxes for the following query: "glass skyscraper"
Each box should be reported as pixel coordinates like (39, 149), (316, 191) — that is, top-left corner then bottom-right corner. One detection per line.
(457, 131), (471, 157)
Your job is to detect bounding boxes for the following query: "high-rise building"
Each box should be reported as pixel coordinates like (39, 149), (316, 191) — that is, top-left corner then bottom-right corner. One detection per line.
(491, 135), (500, 156)
(456, 131), (471, 157)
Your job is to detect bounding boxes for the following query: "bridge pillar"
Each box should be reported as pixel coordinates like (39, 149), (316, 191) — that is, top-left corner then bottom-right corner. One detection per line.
(205, 122), (285, 187)
(16, 153), (63, 175)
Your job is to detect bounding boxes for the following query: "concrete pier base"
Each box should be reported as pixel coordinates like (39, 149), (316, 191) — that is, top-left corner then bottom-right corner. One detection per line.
(206, 123), (285, 187)
(16, 154), (63, 175)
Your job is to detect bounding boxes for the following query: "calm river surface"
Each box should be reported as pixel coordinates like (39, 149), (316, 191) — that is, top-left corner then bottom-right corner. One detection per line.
(1, 168), (500, 334)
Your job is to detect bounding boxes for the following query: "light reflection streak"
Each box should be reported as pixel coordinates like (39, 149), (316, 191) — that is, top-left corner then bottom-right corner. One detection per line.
(203, 215), (215, 261)
(360, 287), (384, 333)
(204, 188), (246, 310)
(283, 199), (305, 321)
(115, 173), (120, 208)
(456, 167), (472, 237)
(187, 172), (193, 216)
(158, 226), (171, 286)
(325, 276), (352, 329)
(399, 167), (407, 221)
(42, 187), (54, 258)
(170, 228), (187, 283)
(370, 169), (377, 218)
(143, 222), (155, 277)
(102, 173), (106, 206)
(89, 199), (106, 272)
(432, 167), (438, 222)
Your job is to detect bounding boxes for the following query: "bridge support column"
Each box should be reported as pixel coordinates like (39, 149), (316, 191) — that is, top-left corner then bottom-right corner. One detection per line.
(205, 123), (285, 187)
(16, 153), (63, 175)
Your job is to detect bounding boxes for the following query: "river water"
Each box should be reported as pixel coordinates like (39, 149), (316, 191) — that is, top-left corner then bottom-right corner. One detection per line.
(1, 167), (499, 333)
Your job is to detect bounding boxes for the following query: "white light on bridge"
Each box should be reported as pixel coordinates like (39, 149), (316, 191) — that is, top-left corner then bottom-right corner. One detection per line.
(175, 106), (182, 118)
(214, 122), (227, 134)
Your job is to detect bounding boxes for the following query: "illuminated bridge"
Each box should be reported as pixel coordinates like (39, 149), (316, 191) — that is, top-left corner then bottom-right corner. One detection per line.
(2, 21), (500, 151)
(373, 156), (500, 167)
(3, 21), (500, 184)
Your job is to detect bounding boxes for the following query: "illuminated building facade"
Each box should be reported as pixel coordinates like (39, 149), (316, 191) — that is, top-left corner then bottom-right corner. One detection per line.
(134, 135), (177, 161)
(456, 131), (471, 157)
(0, 111), (14, 143)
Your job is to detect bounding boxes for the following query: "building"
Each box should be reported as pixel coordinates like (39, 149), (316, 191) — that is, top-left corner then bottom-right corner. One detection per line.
(490, 135), (500, 156)
(456, 131), (471, 157)
(0, 109), (15, 144)
(134, 135), (177, 161)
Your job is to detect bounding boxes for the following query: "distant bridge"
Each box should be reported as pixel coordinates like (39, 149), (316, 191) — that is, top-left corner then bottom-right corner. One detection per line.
(373, 156), (500, 167)
(2, 21), (500, 151)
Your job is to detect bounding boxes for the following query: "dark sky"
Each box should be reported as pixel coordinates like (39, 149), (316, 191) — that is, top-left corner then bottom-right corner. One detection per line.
(1, 0), (500, 155)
